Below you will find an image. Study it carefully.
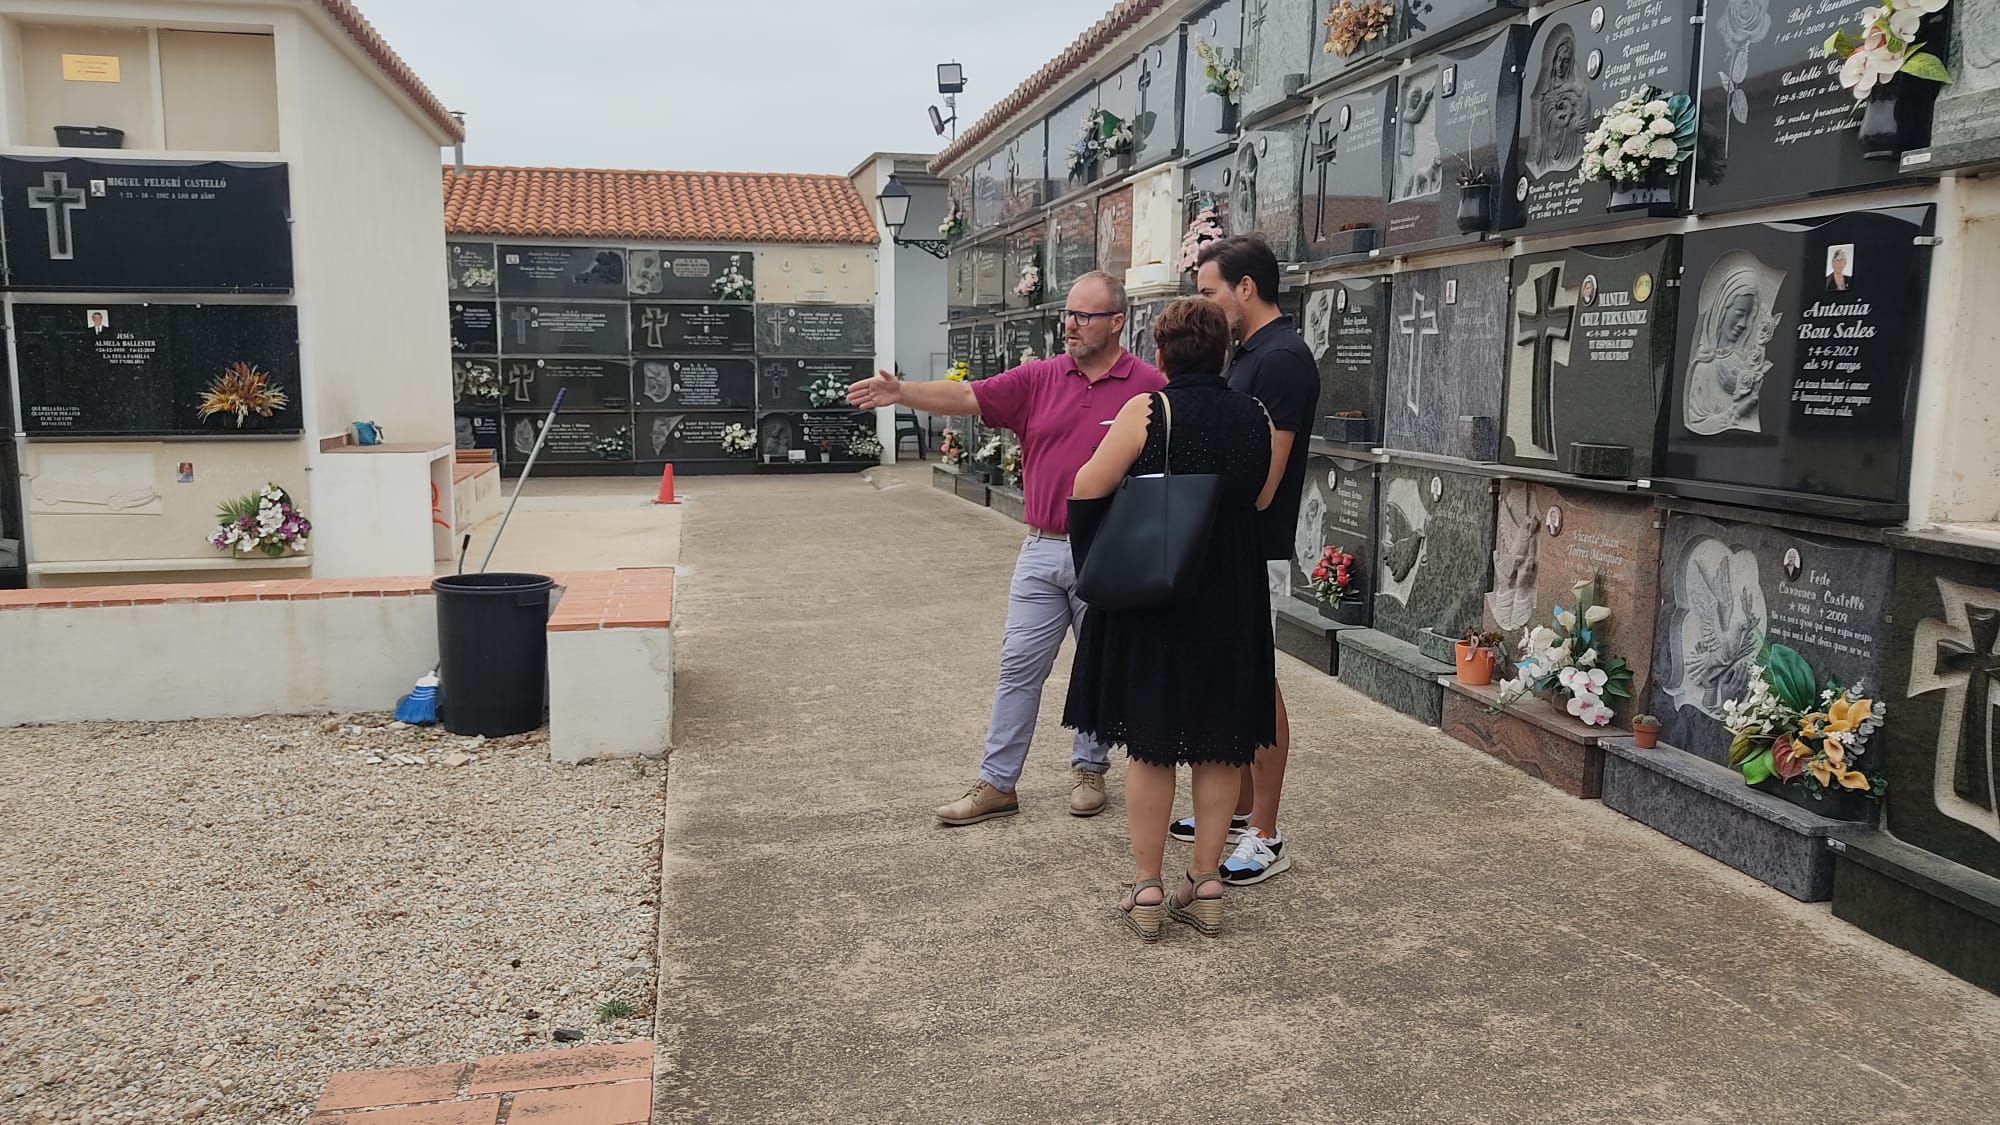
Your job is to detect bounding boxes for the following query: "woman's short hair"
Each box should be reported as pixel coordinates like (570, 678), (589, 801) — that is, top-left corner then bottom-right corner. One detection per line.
(1152, 298), (1231, 378)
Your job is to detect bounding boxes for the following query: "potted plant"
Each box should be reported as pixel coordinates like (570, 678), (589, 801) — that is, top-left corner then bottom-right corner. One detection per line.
(1721, 644), (1887, 815)
(1455, 168), (1492, 233)
(1455, 629), (1507, 686)
(207, 484), (311, 559)
(1490, 578), (1635, 725)
(1822, 0), (1953, 160)
(1631, 713), (1662, 749)
(1323, 0), (1395, 61)
(1580, 86), (1696, 210)
(1309, 546), (1365, 624)
(816, 438), (836, 464)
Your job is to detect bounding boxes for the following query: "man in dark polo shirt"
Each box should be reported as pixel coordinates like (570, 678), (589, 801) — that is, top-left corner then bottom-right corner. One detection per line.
(1190, 235), (1319, 887)
(848, 271), (1166, 826)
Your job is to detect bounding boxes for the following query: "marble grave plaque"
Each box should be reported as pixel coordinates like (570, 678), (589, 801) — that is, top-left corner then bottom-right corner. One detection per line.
(634, 411), (756, 462)
(970, 323), (1002, 379)
(504, 412), (634, 463)
(1502, 236), (1678, 476)
(1372, 463), (1498, 647)
(1384, 260), (1508, 459)
(447, 242), (497, 296)
(757, 410), (874, 462)
(1187, 150), (1236, 237)
(626, 250), (754, 301)
(973, 152), (1005, 233)
(497, 244), (627, 299)
(1005, 223), (1047, 311)
(1184, 0), (1247, 153)
(1399, 0), (1529, 63)
(499, 302), (626, 356)
(1126, 300), (1167, 364)
(1048, 198), (1098, 296)
(1134, 32), (1185, 167)
(1696, 0), (1946, 213)
(755, 305), (873, 357)
(1658, 206), (1933, 521)
(630, 304), (755, 355)
(450, 301), (498, 355)
(504, 358), (634, 412)
(630, 357), (751, 412)
(1300, 276), (1391, 441)
(1303, 75), (1396, 260)
(1097, 187), (1134, 279)
(1234, 117), (1308, 260)
(455, 412), (503, 458)
(1242, 0), (1316, 121)
(972, 243), (1006, 309)
(1289, 454), (1380, 622)
(1384, 27), (1527, 248)
(758, 358), (870, 412)
(1505, 0), (1702, 232)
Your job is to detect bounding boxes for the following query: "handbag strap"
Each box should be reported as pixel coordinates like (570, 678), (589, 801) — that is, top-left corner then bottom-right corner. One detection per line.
(1156, 391), (1173, 477)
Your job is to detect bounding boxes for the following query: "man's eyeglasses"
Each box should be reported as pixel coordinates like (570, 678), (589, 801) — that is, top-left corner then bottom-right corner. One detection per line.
(1061, 309), (1121, 324)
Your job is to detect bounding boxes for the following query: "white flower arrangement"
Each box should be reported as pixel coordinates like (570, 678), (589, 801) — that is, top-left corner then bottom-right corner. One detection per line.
(1579, 87), (1696, 184)
(455, 360), (503, 402)
(1101, 114), (1135, 156)
(939, 196), (966, 241)
(720, 422), (755, 455)
(805, 372), (850, 408)
(712, 259), (754, 302)
(1823, 0), (1952, 102)
(1491, 579), (1633, 728)
(1192, 38), (1245, 102)
(975, 435), (1007, 463)
(1069, 108), (1104, 178)
(847, 428), (884, 460)
(457, 264), (496, 291)
(208, 483), (311, 558)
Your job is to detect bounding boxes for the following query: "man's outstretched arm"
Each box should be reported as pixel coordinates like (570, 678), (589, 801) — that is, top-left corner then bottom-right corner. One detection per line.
(848, 369), (980, 416)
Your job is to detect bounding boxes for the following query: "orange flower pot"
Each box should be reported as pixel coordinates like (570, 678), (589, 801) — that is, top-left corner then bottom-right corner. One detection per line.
(1454, 642), (1495, 686)
(1632, 723), (1661, 750)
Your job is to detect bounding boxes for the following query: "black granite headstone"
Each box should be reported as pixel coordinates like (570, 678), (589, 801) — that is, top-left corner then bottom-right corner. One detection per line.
(1504, 0), (1703, 233)
(1303, 76), (1396, 260)
(972, 243), (1007, 310)
(502, 358), (636, 412)
(1881, 540), (2000, 879)
(504, 412), (634, 463)
(758, 410), (876, 462)
(634, 410), (757, 462)
(497, 244), (628, 299)
(1184, 0), (1248, 154)
(1242, 0), (1316, 122)
(1000, 317), (1044, 368)
(1300, 276), (1391, 443)
(1047, 198), (1098, 295)
(500, 301), (627, 356)
(948, 328), (973, 369)
(1696, 0), (1945, 213)
(624, 250), (754, 301)
(1134, 31), (1185, 167)
(1235, 118), (1308, 260)
(1502, 236), (1678, 476)
(455, 411), (503, 459)
(756, 305), (875, 357)
(971, 323), (1002, 379)
(1372, 463), (1498, 646)
(758, 358), (871, 412)
(1384, 27), (1527, 248)
(1384, 260), (1508, 459)
(0, 157), (292, 292)
(1649, 511), (1893, 815)
(974, 153), (1005, 233)
(454, 358), (504, 410)
(15, 302), (301, 436)
(1400, 0), (1527, 61)
(631, 304), (756, 355)
(1289, 454), (1380, 623)
(1005, 123), (1049, 218)
(447, 242), (497, 296)
(450, 301), (498, 354)
(1656, 205), (1933, 522)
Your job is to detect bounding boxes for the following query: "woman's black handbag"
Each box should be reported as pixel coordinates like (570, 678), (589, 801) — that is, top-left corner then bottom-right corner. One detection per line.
(1073, 392), (1222, 611)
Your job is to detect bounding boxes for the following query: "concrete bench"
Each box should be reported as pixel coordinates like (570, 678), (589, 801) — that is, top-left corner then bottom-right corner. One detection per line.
(0, 569), (674, 763)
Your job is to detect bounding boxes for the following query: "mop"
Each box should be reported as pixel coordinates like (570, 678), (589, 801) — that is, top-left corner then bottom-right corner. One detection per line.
(395, 389), (567, 723)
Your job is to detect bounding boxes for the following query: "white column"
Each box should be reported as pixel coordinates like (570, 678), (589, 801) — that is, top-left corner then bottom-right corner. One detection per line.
(873, 157), (898, 465)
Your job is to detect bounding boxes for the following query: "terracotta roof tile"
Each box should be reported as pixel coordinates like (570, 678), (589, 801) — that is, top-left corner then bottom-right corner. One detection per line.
(316, 1), (463, 142)
(931, 0), (1169, 175)
(441, 166), (879, 245)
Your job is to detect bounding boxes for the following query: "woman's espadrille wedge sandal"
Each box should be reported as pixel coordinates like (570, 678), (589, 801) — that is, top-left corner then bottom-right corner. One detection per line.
(1168, 870), (1224, 937)
(1120, 879), (1166, 942)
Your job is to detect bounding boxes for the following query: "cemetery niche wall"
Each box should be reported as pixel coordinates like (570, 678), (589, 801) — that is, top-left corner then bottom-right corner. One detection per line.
(1383, 27), (1528, 249)
(1654, 206), (1934, 523)
(447, 240), (877, 474)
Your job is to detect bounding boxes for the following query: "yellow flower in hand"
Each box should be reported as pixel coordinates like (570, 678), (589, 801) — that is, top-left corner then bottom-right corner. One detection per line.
(1826, 697), (1872, 734)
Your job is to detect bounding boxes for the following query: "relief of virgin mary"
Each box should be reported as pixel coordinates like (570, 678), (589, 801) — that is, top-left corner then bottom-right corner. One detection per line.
(1527, 24), (1590, 178)
(1683, 251), (1784, 436)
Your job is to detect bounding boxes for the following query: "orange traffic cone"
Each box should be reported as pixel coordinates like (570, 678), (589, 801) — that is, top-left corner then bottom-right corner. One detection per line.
(653, 463), (678, 505)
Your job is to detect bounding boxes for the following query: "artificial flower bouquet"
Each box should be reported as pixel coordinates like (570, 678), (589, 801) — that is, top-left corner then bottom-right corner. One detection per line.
(1722, 644), (1887, 799)
(1492, 579), (1633, 726)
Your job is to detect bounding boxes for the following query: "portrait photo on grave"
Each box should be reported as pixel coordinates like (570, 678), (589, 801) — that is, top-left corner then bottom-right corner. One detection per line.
(1502, 237), (1679, 475)
(1659, 206), (1934, 519)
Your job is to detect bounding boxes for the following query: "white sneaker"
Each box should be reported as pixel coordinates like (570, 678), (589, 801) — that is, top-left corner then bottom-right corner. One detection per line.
(1220, 829), (1292, 885)
(1169, 812), (1250, 845)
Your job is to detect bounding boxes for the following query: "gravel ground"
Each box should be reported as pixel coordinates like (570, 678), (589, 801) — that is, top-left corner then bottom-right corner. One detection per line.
(0, 712), (664, 1124)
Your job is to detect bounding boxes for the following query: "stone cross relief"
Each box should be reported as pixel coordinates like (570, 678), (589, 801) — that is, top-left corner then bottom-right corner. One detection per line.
(639, 308), (670, 350)
(506, 363), (535, 404)
(28, 172), (88, 260)
(509, 306), (534, 347)
(1398, 290), (1440, 416)
(1910, 578), (2000, 839)
(1309, 113), (1342, 244)
(1515, 267), (1575, 455)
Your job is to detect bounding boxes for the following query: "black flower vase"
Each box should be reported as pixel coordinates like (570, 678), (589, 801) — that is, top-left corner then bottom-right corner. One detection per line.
(1455, 182), (1490, 233)
(1858, 85), (1908, 161)
(1220, 100), (1240, 135)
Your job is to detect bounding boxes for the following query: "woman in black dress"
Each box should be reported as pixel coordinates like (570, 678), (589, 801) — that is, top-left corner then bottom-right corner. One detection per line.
(1065, 298), (1283, 941)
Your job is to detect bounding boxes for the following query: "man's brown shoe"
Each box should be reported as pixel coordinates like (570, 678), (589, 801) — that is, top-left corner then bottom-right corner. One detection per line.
(936, 781), (1020, 826)
(1070, 768), (1108, 817)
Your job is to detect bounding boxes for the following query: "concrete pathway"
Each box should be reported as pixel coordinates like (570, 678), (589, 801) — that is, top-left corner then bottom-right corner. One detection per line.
(655, 462), (2000, 1124)
(444, 478), (684, 576)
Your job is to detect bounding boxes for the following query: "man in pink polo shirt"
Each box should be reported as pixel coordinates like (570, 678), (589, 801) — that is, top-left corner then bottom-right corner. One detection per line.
(849, 270), (1165, 825)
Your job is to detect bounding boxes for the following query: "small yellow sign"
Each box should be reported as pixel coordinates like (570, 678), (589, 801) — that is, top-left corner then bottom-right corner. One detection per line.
(61, 54), (121, 82)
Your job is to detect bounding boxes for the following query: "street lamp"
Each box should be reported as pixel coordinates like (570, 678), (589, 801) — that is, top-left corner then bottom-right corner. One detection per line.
(931, 62), (965, 139)
(877, 173), (951, 259)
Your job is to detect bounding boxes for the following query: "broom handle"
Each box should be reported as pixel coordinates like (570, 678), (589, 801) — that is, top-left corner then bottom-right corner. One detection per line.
(478, 388), (565, 574)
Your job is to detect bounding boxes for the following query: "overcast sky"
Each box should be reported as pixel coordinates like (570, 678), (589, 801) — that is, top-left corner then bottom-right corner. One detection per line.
(358, 0), (1101, 174)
